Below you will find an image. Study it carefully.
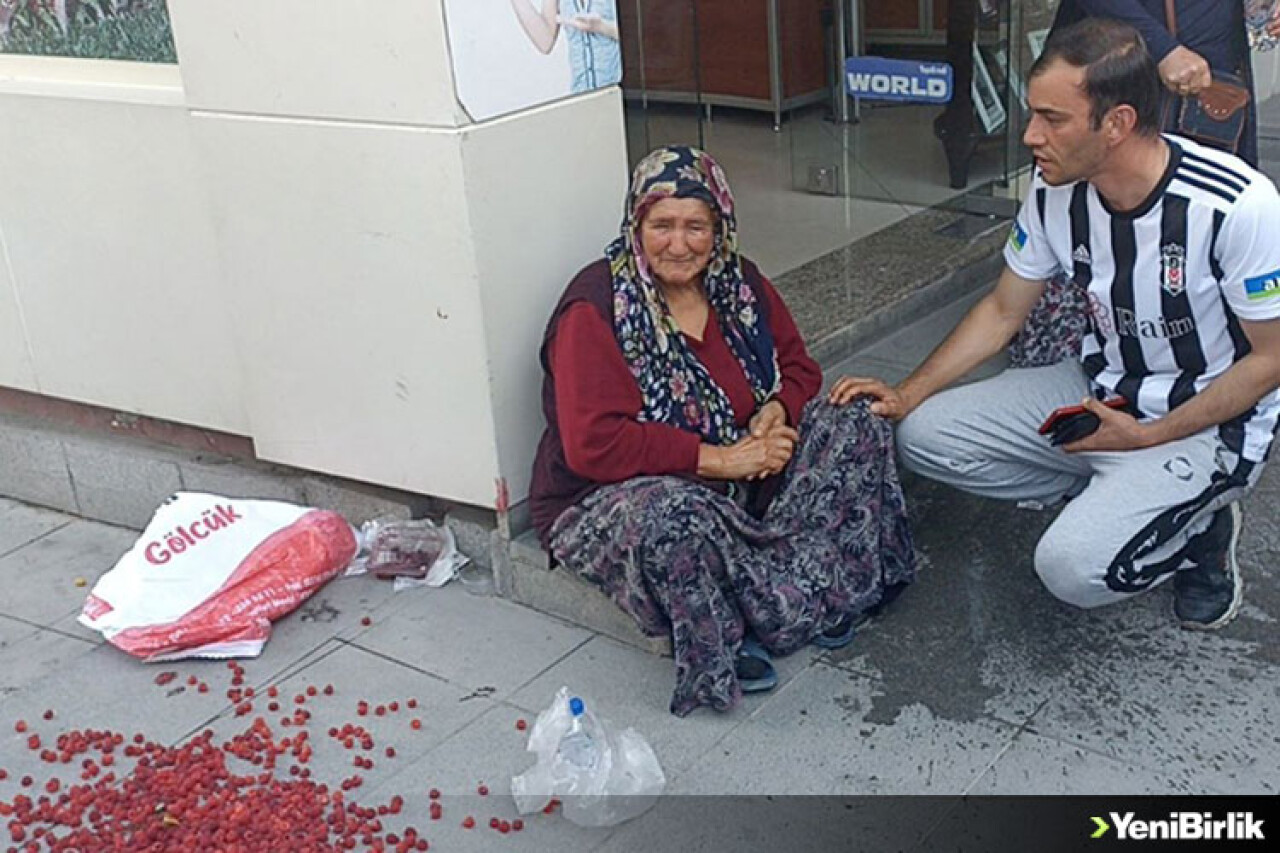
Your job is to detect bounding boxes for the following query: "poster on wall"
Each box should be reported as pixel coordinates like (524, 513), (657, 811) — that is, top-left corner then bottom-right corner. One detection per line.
(0, 0), (175, 62)
(444, 0), (622, 122)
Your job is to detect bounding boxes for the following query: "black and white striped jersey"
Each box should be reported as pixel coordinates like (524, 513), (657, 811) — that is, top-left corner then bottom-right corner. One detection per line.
(1005, 135), (1280, 462)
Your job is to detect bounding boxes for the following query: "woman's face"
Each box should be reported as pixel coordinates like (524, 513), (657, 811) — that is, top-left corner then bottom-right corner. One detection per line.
(638, 197), (716, 289)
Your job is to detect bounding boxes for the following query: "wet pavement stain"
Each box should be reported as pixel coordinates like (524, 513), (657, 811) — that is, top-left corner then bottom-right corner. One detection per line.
(299, 598), (341, 623)
(827, 470), (1280, 788)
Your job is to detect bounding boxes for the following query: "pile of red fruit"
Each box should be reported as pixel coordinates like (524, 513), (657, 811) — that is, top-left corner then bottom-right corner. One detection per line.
(1, 662), (546, 851)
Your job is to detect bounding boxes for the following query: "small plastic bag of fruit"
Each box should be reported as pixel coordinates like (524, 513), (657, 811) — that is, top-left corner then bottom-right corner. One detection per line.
(346, 516), (468, 590)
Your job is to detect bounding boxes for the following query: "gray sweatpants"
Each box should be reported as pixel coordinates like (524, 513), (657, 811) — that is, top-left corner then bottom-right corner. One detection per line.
(896, 360), (1262, 609)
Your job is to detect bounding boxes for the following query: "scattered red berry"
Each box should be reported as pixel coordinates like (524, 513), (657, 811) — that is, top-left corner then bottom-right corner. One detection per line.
(13, 720), (27, 733)
(515, 718), (527, 731)
(513, 818), (524, 831)
(429, 788), (441, 800)
(411, 719), (422, 730)
(153, 671), (177, 686)
(407, 698), (418, 709)
(360, 616), (372, 627)
(477, 783), (489, 796)
(42, 709), (54, 721)
(462, 816), (475, 829)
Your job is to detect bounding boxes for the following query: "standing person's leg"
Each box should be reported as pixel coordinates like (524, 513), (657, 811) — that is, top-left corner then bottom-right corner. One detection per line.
(895, 360), (1094, 504)
(1032, 431), (1261, 625)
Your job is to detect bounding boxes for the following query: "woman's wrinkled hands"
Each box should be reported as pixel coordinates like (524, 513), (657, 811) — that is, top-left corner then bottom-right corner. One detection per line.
(737, 428), (798, 480)
(748, 399), (787, 439)
(697, 426), (798, 481)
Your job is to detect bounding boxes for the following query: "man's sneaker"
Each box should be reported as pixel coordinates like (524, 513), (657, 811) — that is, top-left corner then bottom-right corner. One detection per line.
(1174, 503), (1243, 631)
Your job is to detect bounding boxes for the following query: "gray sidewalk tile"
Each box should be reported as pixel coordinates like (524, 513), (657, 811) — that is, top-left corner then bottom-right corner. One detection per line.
(964, 728), (1213, 795)
(0, 519), (136, 627)
(0, 618), (97, 703)
(821, 354), (918, 389)
(0, 499), (72, 559)
(361, 703), (616, 853)
(822, 493), (1065, 727)
(352, 584), (592, 704)
(509, 634), (762, 776)
(195, 642), (496, 794)
(1022, 631), (1280, 794)
(218, 572), (407, 666)
(823, 285), (1006, 389)
(667, 664), (1018, 795)
(0, 647), (229, 789)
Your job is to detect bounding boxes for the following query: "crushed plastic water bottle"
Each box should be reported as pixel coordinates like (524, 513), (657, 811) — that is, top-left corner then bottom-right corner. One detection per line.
(1246, 0), (1278, 51)
(511, 687), (665, 827)
(556, 697), (599, 770)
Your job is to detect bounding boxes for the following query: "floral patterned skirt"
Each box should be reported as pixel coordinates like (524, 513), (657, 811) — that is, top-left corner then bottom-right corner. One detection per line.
(547, 399), (917, 717)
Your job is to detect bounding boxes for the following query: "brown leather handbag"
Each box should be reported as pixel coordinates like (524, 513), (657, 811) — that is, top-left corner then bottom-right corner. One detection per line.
(1161, 0), (1251, 154)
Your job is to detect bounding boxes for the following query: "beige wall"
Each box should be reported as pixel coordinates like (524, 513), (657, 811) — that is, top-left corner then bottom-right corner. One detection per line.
(0, 0), (630, 509)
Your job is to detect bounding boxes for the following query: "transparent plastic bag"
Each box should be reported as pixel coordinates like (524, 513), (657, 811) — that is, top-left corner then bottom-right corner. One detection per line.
(346, 517), (468, 590)
(511, 687), (665, 827)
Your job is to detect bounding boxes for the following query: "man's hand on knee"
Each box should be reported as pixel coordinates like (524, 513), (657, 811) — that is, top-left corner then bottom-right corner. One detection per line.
(827, 376), (914, 420)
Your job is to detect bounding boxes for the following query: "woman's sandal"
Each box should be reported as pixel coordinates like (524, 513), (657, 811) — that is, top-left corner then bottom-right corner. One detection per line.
(813, 583), (910, 650)
(811, 612), (866, 650)
(735, 637), (778, 693)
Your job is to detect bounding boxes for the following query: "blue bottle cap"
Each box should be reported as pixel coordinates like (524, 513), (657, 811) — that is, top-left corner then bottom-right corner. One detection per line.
(568, 697), (585, 716)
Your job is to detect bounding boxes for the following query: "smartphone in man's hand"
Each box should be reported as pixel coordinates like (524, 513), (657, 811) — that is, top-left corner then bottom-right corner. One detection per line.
(1038, 397), (1131, 446)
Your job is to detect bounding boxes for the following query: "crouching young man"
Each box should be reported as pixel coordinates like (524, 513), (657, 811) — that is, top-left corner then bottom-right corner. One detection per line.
(830, 18), (1280, 630)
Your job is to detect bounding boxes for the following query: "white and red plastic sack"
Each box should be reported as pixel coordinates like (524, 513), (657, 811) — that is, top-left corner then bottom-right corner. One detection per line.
(79, 493), (358, 662)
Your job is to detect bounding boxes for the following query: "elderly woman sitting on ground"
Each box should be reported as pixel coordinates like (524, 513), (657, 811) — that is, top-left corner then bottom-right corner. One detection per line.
(529, 146), (916, 716)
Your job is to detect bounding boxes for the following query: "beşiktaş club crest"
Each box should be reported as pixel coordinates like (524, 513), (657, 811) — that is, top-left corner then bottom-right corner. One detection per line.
(1161, 243), (1186, 297)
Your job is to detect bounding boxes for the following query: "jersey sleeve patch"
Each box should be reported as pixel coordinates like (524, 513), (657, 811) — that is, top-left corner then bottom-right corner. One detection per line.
(1245, 268), (1280, 302)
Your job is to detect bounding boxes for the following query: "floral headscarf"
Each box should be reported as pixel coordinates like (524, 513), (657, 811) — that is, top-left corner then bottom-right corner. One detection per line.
(606, 145), (781, 446)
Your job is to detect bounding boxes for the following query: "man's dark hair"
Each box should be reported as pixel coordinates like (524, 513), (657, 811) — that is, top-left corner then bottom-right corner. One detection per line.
(1029, 18), (1162, 136)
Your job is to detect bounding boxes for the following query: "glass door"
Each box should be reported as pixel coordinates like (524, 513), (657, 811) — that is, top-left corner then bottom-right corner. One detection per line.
(619, 0), (706, 165)
(618, 1), (1054, 277)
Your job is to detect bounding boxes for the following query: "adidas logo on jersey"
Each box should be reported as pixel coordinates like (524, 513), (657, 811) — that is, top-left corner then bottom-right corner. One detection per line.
(1072, 244), (1091, 266)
